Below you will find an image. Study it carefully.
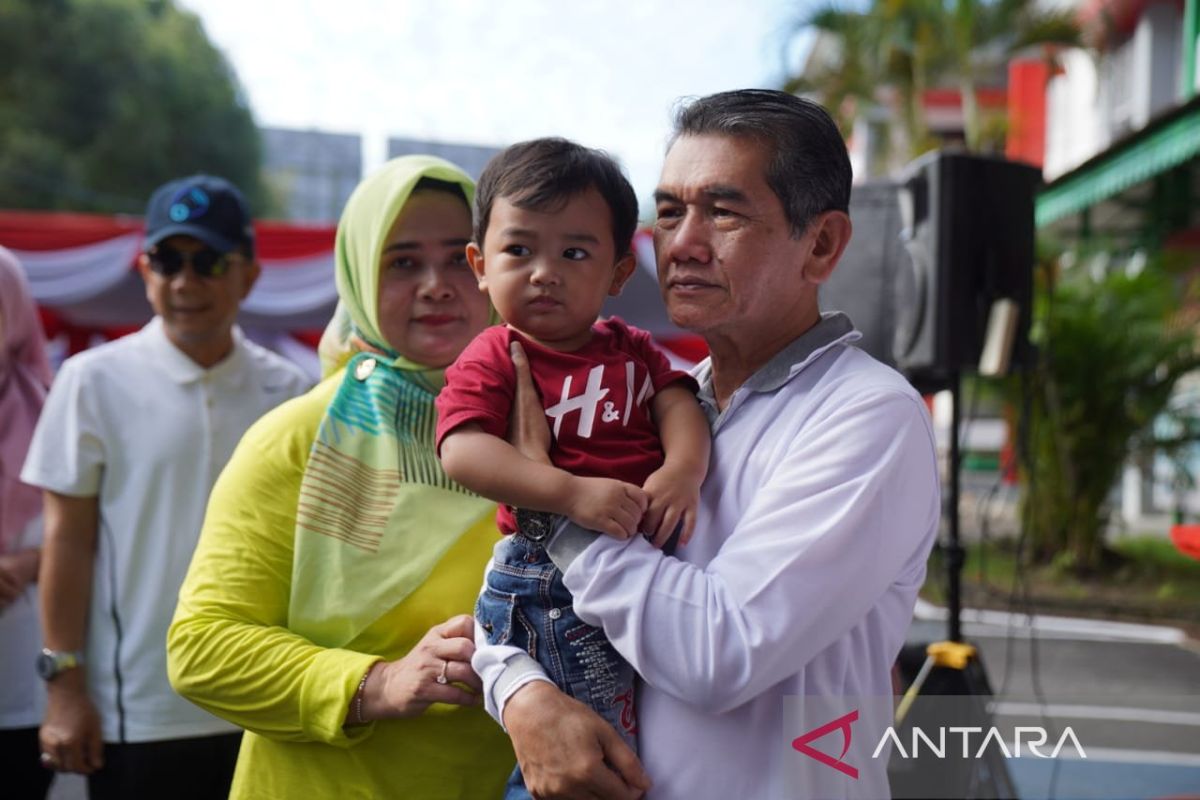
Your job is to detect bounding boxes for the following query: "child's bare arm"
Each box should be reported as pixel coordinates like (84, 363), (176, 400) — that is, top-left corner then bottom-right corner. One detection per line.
(441, 425), (648, 540)
(642, 384), (711, 547)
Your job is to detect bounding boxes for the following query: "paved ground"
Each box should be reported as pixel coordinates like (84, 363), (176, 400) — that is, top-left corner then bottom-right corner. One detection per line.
(907, 607), (1200, 800)
(47, 609), (1200, 800)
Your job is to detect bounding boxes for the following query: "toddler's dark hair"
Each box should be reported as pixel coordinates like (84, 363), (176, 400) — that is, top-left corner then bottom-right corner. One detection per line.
(474, 138), (639, 257)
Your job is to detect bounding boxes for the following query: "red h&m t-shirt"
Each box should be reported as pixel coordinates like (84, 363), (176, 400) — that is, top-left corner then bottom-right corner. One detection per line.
(435, 318), (696, 534)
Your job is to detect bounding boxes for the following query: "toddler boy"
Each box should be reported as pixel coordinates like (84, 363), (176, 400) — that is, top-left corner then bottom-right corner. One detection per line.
(436, 138), (710, 799)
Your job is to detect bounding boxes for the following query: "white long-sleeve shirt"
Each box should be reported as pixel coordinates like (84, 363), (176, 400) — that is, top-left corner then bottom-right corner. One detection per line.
(474, 314), (940, 799)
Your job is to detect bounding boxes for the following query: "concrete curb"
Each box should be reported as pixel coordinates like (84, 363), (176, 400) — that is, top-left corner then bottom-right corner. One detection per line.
(913, 599), (1189, 645)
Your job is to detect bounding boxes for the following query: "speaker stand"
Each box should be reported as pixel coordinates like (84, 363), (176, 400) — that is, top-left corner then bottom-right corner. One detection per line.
(887, 371), (1018, 798)
(947, 369), (966, 642)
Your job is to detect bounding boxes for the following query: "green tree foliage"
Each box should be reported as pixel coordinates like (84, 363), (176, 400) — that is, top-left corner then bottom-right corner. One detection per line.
(0, 0), (268, 214)
(783, 6), (884, 139)
(1018, 252), (1200, 575)
(787, 0), (1080, 158)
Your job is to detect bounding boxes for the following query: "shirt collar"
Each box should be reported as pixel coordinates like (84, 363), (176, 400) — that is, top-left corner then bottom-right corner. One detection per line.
(143, 316), (248, 385)
(693, 311), (861, 430)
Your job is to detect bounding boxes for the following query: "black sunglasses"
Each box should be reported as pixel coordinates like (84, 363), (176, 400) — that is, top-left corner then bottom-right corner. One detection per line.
(146, 246), (236, 278)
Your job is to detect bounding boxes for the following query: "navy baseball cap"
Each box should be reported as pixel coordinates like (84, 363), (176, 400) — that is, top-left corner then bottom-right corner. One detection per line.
(143, 174), (255, 256)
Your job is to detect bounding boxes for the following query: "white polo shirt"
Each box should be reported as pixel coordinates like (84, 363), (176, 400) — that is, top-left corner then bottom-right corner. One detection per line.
(478, 313), (940, 799)
(22, 318), (309, 743)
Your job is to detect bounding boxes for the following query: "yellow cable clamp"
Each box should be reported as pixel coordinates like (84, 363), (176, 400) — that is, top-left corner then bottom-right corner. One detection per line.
(927, 640), (976, 670)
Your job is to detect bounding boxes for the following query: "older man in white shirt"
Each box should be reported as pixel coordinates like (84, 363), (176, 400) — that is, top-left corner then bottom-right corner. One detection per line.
(479, 89), (940, 799)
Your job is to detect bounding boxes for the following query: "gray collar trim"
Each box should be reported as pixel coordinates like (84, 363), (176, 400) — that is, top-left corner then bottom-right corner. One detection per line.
(694, 312), (860, 428)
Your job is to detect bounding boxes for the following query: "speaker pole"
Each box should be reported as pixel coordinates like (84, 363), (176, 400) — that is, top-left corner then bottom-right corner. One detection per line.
(947, 369), (965, 642)
(889, 371), (1019, 797)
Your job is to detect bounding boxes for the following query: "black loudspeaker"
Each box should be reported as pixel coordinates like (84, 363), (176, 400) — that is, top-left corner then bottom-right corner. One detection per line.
(891, 152), (1041, 392)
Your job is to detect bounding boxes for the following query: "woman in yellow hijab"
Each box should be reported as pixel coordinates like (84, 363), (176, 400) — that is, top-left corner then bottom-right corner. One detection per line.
(168, 156), (514, 798)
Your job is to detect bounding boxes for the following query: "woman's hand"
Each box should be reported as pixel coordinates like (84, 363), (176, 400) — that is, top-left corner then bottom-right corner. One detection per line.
(508, 341), (552, 465)
(356, 614), (482, 722)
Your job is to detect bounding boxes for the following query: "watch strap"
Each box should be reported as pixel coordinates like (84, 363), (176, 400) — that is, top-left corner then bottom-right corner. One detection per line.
(38, 648), (85, 680)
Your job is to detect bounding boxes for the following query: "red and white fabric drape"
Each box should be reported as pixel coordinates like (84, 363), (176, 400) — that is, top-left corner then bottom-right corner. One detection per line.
(0, 212), (706, 369)
(0, 211), (340, 318)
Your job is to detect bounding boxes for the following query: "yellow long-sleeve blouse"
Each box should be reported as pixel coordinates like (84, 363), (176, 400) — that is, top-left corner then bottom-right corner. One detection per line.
(167, 372), (514, 799)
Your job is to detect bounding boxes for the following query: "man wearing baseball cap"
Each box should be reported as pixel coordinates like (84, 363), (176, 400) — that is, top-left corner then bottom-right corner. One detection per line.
(22, 175), (310, 799)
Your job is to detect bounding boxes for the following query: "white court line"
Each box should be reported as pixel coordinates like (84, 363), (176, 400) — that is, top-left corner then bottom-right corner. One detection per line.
(990, 702), (1200, 727)
(1039, 747), (1200, 768)
(913, 599), (1188, 645)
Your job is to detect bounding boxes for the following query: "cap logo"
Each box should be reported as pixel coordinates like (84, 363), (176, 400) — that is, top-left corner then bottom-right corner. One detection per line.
(168, 186), (211, 222)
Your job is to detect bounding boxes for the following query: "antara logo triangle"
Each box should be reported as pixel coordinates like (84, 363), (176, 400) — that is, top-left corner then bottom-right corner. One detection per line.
(791, 709), (859, 779)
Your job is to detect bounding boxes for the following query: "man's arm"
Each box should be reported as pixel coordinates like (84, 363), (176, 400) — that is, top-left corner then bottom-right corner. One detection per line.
(474, 610), (654, 798)
(502, 682), (650, 800)
(440, 426), (647, 540)
(548, 388), (940, 713)
(39, 490), (105, 774)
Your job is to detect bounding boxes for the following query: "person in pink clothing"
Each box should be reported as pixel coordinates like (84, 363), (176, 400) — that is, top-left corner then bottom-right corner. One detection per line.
(436, 138), (710, 800)
(0, 245), (55, 800)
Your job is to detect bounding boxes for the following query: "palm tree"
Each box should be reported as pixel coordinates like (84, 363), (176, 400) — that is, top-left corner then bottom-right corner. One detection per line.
(787, 0), (1081, 159)
(783, 5), (883, 139)
(1020, 250), (1200, 574)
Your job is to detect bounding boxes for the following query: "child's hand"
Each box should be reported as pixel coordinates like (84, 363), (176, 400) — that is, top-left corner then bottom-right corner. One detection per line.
(641, 466), (702, 550)
(566, 477), (648, 540)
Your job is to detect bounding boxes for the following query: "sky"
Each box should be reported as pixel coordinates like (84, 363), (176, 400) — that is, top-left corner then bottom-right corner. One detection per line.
(177, 0), (811, 208)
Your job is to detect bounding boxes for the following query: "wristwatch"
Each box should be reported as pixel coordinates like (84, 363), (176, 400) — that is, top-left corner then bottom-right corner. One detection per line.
(514, 508), (558, 544)
(36, 648), (84, 681)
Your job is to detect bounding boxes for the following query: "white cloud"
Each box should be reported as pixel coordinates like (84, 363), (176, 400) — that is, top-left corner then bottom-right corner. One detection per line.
(180, 0), (804, 204)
